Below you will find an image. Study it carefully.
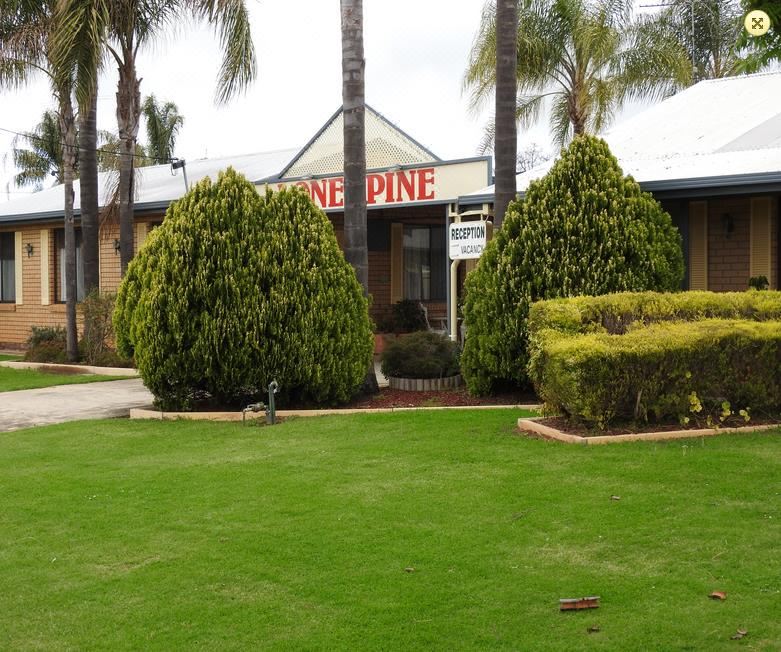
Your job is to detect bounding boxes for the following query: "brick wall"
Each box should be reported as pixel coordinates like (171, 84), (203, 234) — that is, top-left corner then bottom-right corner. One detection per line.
(0, 218), (159, 347)
(707, 198), (750, 292)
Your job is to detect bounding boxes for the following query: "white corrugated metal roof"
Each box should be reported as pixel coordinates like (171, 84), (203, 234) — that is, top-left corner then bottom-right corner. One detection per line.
(0, 148), (298, 221)
(462, 71), (781, 200)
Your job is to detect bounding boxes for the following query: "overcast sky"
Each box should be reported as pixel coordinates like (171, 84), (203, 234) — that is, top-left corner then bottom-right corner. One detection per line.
(0, 0), (655, 203)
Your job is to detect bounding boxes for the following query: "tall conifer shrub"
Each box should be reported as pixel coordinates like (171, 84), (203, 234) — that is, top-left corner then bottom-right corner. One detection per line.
(461, 135), (684, 394)
(115, 168), (373, 409)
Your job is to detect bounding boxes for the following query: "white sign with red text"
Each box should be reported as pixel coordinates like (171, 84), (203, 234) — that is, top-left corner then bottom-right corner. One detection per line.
(258, 159), (489, 211)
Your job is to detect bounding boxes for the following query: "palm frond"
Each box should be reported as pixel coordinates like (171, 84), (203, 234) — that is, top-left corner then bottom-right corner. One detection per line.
(190, 0), (257, 103)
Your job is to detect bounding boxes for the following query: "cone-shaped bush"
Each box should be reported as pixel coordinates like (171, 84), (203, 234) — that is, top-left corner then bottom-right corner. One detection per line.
(461, 135), (684, 395)
(114, 168), (373, 409)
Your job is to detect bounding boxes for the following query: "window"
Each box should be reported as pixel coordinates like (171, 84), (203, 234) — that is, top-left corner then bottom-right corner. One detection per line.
(55, 229), (85, 302)
(0, 232), (15, 302)
(403, 225), (446, 301)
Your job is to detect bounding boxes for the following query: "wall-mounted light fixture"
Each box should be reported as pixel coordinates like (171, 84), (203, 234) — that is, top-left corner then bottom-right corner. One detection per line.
(25, 242), (33, 257)
(722, 213), (735, 238)
(113, 238), (121, 254)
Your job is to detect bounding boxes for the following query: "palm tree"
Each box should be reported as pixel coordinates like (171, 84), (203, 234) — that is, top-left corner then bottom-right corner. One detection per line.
(1, 0), (80, 361)
(55, 0), (257, 275)
(79, 90), (99, 294)
(632, 0), (762, 81)
(465, 0), (691, 147)
(494, 0), (518, 229)
(8, 109), (67, 190)
(341, 0), (378, 395)
(142, 95), (184, 164)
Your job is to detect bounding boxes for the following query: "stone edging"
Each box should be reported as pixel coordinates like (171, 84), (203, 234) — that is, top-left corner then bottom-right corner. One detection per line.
(518, 416), (780, 445)
(131, 404), (541, 421)
(0, 361), (139, 377)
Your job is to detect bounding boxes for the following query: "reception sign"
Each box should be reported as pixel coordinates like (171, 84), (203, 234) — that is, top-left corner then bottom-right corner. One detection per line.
(448, 221), (487, 260)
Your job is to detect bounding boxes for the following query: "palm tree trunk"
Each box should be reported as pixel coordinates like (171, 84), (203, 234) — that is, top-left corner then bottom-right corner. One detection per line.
(80, 90), (99, 293)
(494, 0), (518, 229)
(116, 54), (141, 276)
(59, 96), (78, 363)
(341, 0), (378, 395)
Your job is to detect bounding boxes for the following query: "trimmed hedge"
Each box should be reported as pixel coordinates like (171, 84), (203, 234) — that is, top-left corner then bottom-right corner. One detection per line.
(114, 168), (373, 410)
(380, 331), (460, 379)
(528, 290), (781, 337)
(532, 319), (781, 428)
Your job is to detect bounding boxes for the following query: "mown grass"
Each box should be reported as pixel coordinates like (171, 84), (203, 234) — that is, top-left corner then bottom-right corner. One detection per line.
(0, 366), (126, 392)
(0, 353), (22, 361)
(0, 411), (779, 650)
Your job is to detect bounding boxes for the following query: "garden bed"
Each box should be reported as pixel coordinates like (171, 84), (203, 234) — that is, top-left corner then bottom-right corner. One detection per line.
(348, 386), (535, 409)
(131, 388), (540, 421)
(519, 416), (781, 445)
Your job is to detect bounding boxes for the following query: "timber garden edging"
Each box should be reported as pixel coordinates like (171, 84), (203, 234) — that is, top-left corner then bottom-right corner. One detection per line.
(388, 374), (463, 391)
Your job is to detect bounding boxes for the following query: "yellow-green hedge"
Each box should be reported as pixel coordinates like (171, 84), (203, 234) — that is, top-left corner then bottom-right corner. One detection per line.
(529, 290), (781, 336)
(527, 291), (781, 428)
(532, 319), (781, 428)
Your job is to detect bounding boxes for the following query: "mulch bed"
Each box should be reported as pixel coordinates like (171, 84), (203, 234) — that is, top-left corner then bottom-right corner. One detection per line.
(346, 387), (536, 409)
(533, 415), (781, 438)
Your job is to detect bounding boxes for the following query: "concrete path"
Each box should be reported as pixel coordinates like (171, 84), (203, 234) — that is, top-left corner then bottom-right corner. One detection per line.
(0, 379), (154, 432)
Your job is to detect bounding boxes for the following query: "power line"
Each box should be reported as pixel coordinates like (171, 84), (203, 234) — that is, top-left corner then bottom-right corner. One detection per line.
(0, 125), (174, 165)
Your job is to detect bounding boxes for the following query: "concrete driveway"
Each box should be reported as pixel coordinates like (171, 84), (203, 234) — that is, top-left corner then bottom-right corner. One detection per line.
(0, 379), (153, 432)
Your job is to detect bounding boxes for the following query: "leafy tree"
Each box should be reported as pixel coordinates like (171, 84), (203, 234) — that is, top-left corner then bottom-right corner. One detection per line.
(114, 169), (374, 410)
(465, 0), (692, 146)
(96, 131), (150, 171)
(55, 0), (257, 276)
(141, 94), (184, 164)
(7, 109), (68, 190)
(461, 135), (684, 394)
(738, 0), (781, 66)
(0, 0), (79, 361)
(517, 142), (549, 172)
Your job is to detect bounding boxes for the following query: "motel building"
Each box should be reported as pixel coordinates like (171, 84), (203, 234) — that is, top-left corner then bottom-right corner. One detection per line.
(1, 72), (780, 348)
(0, 106), (492, 347)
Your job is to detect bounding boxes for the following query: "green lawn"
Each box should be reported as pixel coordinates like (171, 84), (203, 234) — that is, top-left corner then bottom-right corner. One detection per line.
(0, 366), (127, 392)
(0, 353), (22, 361)
(1, 412), (779, 650)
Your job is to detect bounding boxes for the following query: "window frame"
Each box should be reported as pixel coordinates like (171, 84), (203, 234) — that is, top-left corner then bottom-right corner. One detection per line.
(54, 228), (85, 303)
(402, 224), (446, 302)
(0, 232), (16, 303)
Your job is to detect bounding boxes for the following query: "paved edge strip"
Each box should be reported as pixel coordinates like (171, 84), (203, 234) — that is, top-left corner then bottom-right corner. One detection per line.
(131, 404), (541, 421)
(0, 361), (139, 377)
(518, 416), (781, 445)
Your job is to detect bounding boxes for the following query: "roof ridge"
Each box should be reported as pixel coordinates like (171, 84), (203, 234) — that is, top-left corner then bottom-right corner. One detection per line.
(699, 70), (781, 84)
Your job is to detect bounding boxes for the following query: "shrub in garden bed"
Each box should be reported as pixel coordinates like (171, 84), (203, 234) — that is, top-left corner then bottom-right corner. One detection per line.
(24, 326), (68, 363)
(114, 168), (373, 410)
(529, 317), (781, 429)
(380, 331), (460, 379)
(461, 134), (683, 395)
